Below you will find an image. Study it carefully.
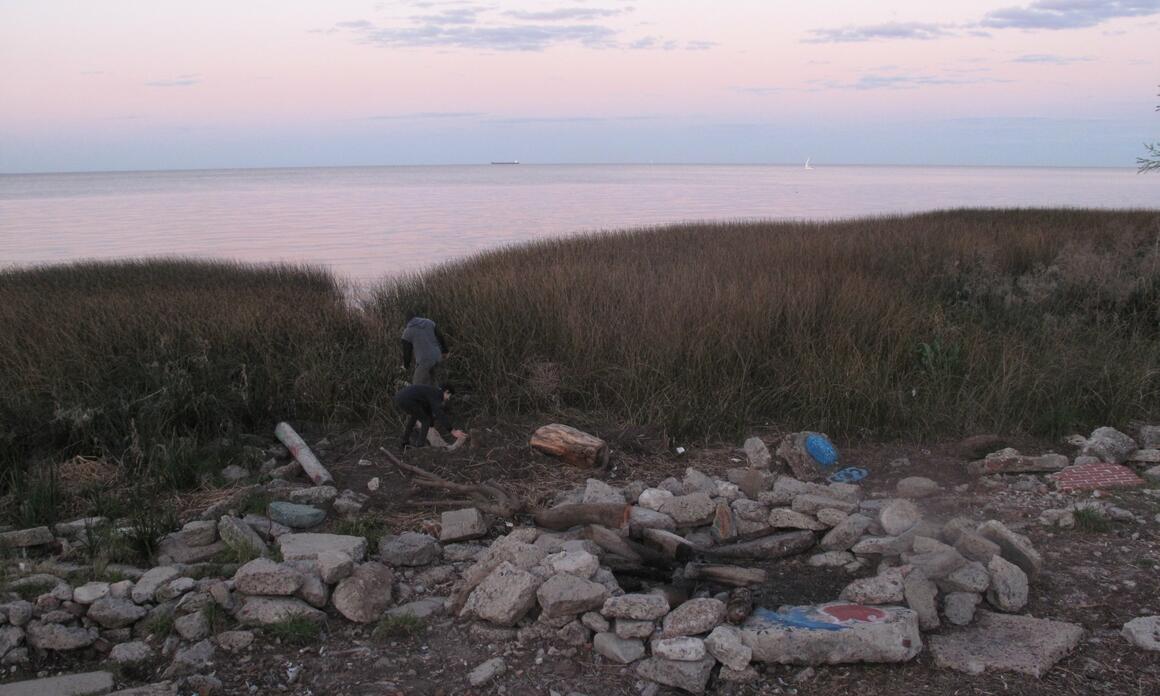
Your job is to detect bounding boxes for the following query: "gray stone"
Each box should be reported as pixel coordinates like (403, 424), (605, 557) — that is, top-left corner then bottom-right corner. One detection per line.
(730, 498), (770, 522)
(985, 556), (1028, 612)
(768, 508), (827, 531)
(232, 558), (303, 596)
(315, 550), (353, 584)
(839, 567), (906, 604)
(26, 623), (98, 651)
(759, 476), (822, 505)
(907, 549), (967, 580)
(583, 478), (626, 504)
(954, 531), (1000, 564)
(332, 489), (367, 517)
(217, 516), (269, 557)
(288, 485), (338, 506)
(380, 532), (442, 567)
(386, 597), (446, 620)
(896, 477), (941, 498)
(52, 517), (110, 539)
(557, 619), (591, 645)
(615, 618), (655, 639)
(86, 597), (148, 629)
(2, 601), (33, 627)
(467, 657), (506, 687)
(637, 488), (675, 511)
(542, 549), (599, 578)
(1140, 425), (1160, 448)
(0, 672), (114, 696)
(651, 636), (706, 661)
(440, 508), (488, 542)
(661, 598), (725, 637)
(727, 468), (772, 499)
(967, 449), (1069, 475)
(155, 577), (195, 602)
(743, 437), (772, 469)
(174, 611), (209, 641)
(162, 639), (215, 678)
(705, 625), (751, 670)
(943, 592), (981, 626)
(278, 533), (367, 562)
(928, 611), (1084, 676)
(0, 648), (28, 667)
(879, 499), (921, 536)
(462, 561), (540, 627)
(682, 468), (718, 496)
(719, 665), (760, 683)
(808, 551), (855, 567)
(792, 494), (858, 515)
(0, 526), (55, 548)
(581, 611), (610, 633)
(628, 506), (677, 533)
(1081, 426), (1138, 464)
(602, 593), (670, 621)
(0, 626), (23, 656)
(820, 514), (871, 551)
(938, 561), (990, 594)
(332, 562), (394, 623)
(815, 508), (849, 527)
(593, 632), (646, 664)
(220, 464), (250, 482)
(132, 567), (180, 604)
(72, 581), (110, 605)
(1143, 465), (1160, 484)
(635, 655), (716, 694)
(977, 521), (1041, 579)
(157, 536), (225, 564)
(235, 597), (325, 626)
(110, 640), (154, 665)
(904, 572), (940, 630)
(658, 493), (716, 527)
(242, 514), (291, 541)
(742, 602), (922, 664)
(537, 574), (607, 618)
(1121, 616), (1160, 651)
(267, 501), (325, 529)
(214, 630), (254, 652)
(108, 580), (133, 600)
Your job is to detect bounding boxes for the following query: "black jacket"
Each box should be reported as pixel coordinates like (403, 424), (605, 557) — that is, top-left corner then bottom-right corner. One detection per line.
(392, 384), (453, 434)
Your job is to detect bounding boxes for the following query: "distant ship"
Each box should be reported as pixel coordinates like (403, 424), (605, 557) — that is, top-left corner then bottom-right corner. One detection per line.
(490, 160), (519, 165)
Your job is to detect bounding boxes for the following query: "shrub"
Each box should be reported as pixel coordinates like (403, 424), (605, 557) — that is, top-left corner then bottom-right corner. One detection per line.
(373, 614), (426, 639)
(268, 616), (322, 645)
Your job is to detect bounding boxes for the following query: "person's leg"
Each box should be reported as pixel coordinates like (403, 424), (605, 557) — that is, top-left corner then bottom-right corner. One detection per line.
(399, 412), (418, 448)
(415, 411), (433, 446)
(412, 361), (436, 386)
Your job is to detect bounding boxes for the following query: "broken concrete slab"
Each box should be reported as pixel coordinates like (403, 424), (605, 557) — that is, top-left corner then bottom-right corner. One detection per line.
(928, 611), (1084, 677)
(967, 449), (1068, 475)
(277, 533), (367, 562)
(0, 671), (114, 696)
(742, 602), (922, 665)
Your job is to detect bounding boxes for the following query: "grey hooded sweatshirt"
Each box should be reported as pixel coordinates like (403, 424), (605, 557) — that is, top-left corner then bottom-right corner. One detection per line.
(401, 317), (447, 369)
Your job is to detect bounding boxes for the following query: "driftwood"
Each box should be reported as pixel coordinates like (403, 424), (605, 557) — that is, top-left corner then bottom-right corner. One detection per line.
(684, 563), (767, 587)
(532, 503), (629, 531)
(274, 422), (334, 486)
(381, 448), (522, 518)
(699, 530), (816, 561)
(585, 525), (671, 567)
(530, 424), (609, 468)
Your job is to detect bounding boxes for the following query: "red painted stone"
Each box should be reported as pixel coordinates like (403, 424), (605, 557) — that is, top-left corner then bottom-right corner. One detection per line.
(1054, 462), (1144, 492)
(821, 604), (887, 623)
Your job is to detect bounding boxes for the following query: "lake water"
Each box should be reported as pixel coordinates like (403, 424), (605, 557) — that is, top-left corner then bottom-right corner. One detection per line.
(2, 164), (1157, 283)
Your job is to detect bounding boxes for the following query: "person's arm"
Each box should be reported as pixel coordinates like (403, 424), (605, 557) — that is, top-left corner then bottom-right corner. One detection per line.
(434, 326), (449, 355)
(429, 399), (454, 436)
(400, 338), (413, 369)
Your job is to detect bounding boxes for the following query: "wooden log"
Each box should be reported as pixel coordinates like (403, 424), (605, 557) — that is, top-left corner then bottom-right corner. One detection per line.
(585, 525), (671, 567)
(274, 422), (334, 486)
(700, 530), (815, 561)
(637, 528), (699, 562)
(684, 563), (767, 587)
(532, 503), (629, 531)
(529, 424), (609, 468)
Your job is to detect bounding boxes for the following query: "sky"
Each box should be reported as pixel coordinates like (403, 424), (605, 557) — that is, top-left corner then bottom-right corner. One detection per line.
(0, 0), (1158, 172)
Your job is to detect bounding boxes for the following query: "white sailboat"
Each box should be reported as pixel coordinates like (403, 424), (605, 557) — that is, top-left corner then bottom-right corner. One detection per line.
(804, 157), (813, 170)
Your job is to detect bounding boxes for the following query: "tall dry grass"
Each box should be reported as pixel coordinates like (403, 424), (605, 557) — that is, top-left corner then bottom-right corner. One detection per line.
(0, 259), (395, 524)
(373, 209), (1160, 439)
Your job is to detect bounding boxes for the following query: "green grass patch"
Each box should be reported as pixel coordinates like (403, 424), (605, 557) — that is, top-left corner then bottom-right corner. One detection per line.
(331, 516), (390, 549)
(1074, 507), (1113, 533)
(213, 541), (266, 566)
(6, 578), (58, 601)
(143, 613), (175, 638)
(267, 616), (322, 645)
(373, 614), (426, 640)
(1135, 558), (1156, 569)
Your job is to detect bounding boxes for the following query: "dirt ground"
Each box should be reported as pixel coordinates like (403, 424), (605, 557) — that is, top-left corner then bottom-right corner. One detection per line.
(8, 421), (1160, 695)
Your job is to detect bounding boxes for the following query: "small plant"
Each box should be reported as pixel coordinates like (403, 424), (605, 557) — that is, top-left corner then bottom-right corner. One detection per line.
(373, 614), (426, 640)
(1073, 507), (1112, 533)
(1136, 558), (1156, 568)
(332, 516), (390, 550)
(214, 541), (266, 566)
(267, 616), (322, 645)
(118, 503), (178, 564)
(7, 577), (58, 601)
(241, 491), (273, 516)
(203, 601), (230, 633)
(144, 613), (175, 638)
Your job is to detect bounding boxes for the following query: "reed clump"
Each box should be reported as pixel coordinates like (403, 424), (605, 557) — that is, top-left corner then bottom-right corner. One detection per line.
(374, 208), (1160, 439)
(0, 259), (395, 524)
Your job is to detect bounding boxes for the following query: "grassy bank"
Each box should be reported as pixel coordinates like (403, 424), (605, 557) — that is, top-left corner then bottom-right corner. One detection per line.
(0, 260), (395, 525)
(375, 208), (1160, 438)
(3, 209), (1159, 524)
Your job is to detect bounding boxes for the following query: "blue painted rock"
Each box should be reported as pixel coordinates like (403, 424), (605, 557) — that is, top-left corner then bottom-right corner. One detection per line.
(805, 434), (839, 467)
(267, 502), (326, 529)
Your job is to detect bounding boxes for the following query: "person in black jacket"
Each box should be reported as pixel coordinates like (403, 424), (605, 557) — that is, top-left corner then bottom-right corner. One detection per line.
(393, 383), (466, 449)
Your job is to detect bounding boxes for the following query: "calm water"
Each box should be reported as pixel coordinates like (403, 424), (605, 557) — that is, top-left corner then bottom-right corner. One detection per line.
(2, 164), (1157, 282)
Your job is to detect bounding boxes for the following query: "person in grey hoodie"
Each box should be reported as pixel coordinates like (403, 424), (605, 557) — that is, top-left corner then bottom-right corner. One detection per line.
(401, 313), (449, 386)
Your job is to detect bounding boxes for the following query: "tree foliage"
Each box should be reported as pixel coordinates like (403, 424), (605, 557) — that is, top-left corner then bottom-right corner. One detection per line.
(1139, 85), (1159, 173)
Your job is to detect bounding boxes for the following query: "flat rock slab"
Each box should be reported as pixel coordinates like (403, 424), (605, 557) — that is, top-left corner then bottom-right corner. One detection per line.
(928, 611), (1084, 677)
(0, 671), (114, 696)
(1053, 462), (1143, 492)
(741, 602), (922, 665)
(278, 533), (367, 562)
